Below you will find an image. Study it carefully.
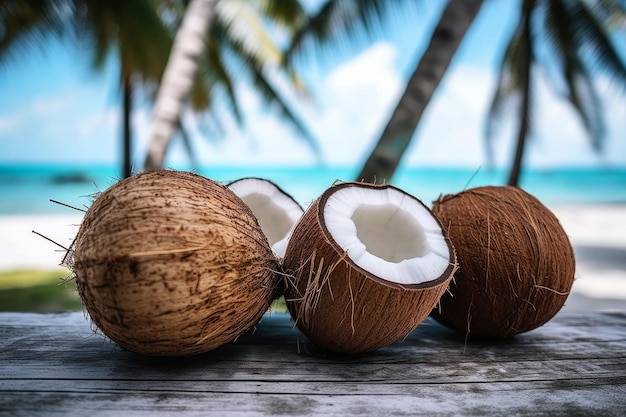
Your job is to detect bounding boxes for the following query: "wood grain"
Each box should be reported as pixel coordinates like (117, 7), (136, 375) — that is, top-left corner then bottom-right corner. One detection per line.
(1, 312), (625, 416)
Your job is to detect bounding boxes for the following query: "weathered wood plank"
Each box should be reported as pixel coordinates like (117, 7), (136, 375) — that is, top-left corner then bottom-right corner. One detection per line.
(1, 312), (625, 416)
(2, 353), (625, 385)
(1, 385), (625, 417)
(2, 373), (625, 395)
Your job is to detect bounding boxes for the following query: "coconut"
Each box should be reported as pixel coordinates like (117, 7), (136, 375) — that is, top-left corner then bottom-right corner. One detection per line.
(282, 182), (457, 354)
(227, 177), (304, 258)
(69, 170), (279, 356)
(431, 185), (576, 338)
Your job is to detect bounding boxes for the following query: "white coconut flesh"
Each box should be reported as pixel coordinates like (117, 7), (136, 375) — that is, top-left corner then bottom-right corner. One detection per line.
(228, 178), (303, 257)
(323, 186), (451, 285)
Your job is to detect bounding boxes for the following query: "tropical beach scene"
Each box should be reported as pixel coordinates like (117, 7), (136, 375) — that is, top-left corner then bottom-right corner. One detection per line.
(1, 0), (625, 320)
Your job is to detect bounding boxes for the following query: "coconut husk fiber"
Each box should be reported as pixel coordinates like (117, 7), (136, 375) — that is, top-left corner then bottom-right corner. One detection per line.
(69, 170), (279, 356)
(283, 182), (456, 354)
(431, 185), (576, 338)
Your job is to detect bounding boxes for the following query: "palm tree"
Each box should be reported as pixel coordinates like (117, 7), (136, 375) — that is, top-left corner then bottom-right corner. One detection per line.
(1, 0), (172, 178)
(486, 0), (626, 185)
(290, 0), (625, 186)
(143, 0), (319, 171)
(354, 0), (484, 184)
(281, 0), (484, 184)
(353, 0), (625, 185)
(143, 0), (215, 170)
(73, 0), (172, 178)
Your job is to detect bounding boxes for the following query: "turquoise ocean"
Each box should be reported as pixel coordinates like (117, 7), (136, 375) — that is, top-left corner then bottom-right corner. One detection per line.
(1, 163), (626, 215)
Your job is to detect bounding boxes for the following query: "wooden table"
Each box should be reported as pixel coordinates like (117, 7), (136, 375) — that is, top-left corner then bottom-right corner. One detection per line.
(1, 311), (625, 416)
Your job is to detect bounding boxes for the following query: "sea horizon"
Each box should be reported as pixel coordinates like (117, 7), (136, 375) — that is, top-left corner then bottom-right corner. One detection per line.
(1, 162), (626, 215)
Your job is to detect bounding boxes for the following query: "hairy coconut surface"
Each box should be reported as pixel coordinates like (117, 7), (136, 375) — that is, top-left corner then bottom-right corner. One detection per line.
(69, 170), (279, 356)
(227, 177), (304, 258)
(431, 185), (576, 338)
(283, 182), (456, 354)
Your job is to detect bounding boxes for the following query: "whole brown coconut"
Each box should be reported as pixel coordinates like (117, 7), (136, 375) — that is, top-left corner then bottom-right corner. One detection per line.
(69, 170), (279, 356)
(431, 185), (576, 338)
(283, 182), (457, 354)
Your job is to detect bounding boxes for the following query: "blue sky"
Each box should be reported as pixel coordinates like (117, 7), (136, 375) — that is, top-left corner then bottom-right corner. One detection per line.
(0, 0), (624, 171)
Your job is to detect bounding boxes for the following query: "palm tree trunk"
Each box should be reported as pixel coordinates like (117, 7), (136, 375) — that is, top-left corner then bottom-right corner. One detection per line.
(507, 0), (534, 187)
(122, 72), (132, 178)
(144, 0), (217, 171)
(355, 0), (484, 184)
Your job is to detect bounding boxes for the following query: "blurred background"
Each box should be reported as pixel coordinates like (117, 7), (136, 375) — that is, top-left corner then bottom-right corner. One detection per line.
(1, 0), (625, 312)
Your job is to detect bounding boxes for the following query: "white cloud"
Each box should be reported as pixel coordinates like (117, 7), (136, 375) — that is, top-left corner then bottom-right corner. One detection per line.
(404, 64), (495, 168)
(405, 63), (626, 169)
(76, 108), (119, 137)
(150, 41), (404, 168)
(0, 81), (123, 163)
(3, 36), (624, 170)
(0, 113), (23, 135)
(0, 92), (70, 137)
(30, 96), (68, 117)
(151, 40), (626, 170)
(516, 72), (626, 168)
(315, 42), (403, 165)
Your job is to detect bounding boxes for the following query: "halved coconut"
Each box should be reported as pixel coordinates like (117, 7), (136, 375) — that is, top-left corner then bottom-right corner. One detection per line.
(283, 182), (457, 354)
(228, 177), (304, 258)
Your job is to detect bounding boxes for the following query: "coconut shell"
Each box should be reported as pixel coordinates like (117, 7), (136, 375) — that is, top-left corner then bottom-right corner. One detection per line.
(227, 177), (304, 259)
(283, 182), (456, 354)
(431, 185), (576, 338)
(70, 170), (279, 356)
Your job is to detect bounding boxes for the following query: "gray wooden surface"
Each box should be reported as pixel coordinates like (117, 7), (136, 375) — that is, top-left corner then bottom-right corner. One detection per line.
(1, 311), (625, 416)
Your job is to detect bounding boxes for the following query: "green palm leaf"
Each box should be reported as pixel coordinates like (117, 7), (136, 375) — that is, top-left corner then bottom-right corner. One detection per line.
(564, 52), (605, 150)
(249, 66), (321, 159)
(73, 0), (171, 81)
(223, 32), (319, 157)
(216, 1), (282, 67)
(486, 0), (625, 184)
(543, 0), (626, 89)
(484, 11), (534, 162)
(0, 0), (70, 64)
(286, 0), (418, 62)
(542, 0), (625, 152)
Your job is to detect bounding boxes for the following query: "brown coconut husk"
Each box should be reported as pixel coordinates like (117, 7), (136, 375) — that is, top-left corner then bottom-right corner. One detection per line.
(68, 170), (279, 356)
(283, 182), (457, 354)
(431, 185), (576, 338)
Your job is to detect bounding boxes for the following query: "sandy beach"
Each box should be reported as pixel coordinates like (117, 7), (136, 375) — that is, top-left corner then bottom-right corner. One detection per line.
(1, 205), (624, 312)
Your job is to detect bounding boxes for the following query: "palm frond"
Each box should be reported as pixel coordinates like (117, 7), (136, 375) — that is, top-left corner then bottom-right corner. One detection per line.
(216, 0), (282, 68)
(189, 69), (212, 112)
(542, 0), (570, 72)
(564, 58), (605, 151)
(543, 0), (626, 90)
(171, 0), (315, 155)
(485, 18), (528, 153)
(256, 0), (307, 33)
(594, 0), (626, 29)
(189, 17), (316, 156)
(541, 0), (623, 152)
(0, 0), (71, 64)
(177, 117), (199, 168)
(285, 0), (416, 64)
(485, 0), (538, 173)
(73, 0), (171, 81)
(572, 0), (626, 89)
(248, 65), (321, 160)
(226, 27), (319, 156)
(199, 30), (244, 125)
